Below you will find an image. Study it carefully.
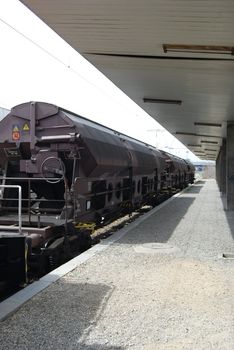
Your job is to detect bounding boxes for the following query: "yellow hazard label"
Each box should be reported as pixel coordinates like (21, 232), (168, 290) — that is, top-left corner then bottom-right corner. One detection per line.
(13, 125), (19, 132)
(23, 123), (30, 131)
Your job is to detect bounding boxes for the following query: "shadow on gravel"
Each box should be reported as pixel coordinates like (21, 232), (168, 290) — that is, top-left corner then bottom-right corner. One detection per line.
(195, 180), (206, 184)
(224, 210), (234, 241)
(184, 185), (203, 194)
(0, 282), (123, 350)
(120, 196), (195, 245)
(220, 193), (234, 241)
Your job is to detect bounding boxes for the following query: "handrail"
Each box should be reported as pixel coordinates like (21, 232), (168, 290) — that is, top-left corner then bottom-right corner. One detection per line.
(0, 177), (63, 181)
(0, 185), (22, 234)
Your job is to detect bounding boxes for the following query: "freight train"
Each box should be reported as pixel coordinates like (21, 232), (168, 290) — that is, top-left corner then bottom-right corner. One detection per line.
(0, 101), (194, 292)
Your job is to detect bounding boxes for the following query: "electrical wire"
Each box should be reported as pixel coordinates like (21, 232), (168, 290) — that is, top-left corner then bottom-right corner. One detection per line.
(0, 16), (137, 115)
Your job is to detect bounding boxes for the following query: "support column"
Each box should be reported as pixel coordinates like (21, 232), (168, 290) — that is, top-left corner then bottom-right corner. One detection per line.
(221, 139), (226, 194)
(216, 139), (226, 194)
(226, 123), (234, 209)
(215, 147), (222, 191)
(216, 147), (221, 190)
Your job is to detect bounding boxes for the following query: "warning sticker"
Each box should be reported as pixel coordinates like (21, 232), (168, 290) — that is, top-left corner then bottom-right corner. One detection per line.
(12, 125), (19, 132)
(12, 131), (20, 141)
(23, 123), (30, 131)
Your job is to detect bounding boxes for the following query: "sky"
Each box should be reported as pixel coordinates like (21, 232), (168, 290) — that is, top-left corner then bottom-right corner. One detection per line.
(0, 0), (200, 161)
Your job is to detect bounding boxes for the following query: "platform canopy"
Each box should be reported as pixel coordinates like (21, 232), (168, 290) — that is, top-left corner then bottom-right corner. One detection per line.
(21, 0), (234, 161)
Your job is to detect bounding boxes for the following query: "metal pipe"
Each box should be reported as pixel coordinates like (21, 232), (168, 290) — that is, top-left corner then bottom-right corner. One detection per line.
(38, 134), (80, 142)
(30, 102), (36, 151)
(28, 179), (31, 225)
(0, 198), (64, 202)
(37, 212), (41, 228)
(0, 177), (63, 181)
(36, 124), (75, 130)
(0, 185), (22, 234)
(71, 158), (77, 222)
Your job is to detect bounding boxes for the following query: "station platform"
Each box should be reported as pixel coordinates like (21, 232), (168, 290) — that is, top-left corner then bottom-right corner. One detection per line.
(0, 179), (234, 349)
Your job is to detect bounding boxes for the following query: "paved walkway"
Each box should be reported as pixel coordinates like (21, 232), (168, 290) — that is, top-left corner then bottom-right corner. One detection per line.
(0, 179), (234, 349)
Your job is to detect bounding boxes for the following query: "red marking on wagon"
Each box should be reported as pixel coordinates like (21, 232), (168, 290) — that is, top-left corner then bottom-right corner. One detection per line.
(12, 131), (20, 141)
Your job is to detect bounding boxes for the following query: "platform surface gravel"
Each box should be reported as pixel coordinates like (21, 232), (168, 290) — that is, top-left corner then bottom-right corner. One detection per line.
(0, 179), (234, 349)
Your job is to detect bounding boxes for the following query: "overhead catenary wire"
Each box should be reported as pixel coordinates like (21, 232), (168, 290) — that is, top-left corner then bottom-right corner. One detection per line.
(0, 16), (139, 115)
